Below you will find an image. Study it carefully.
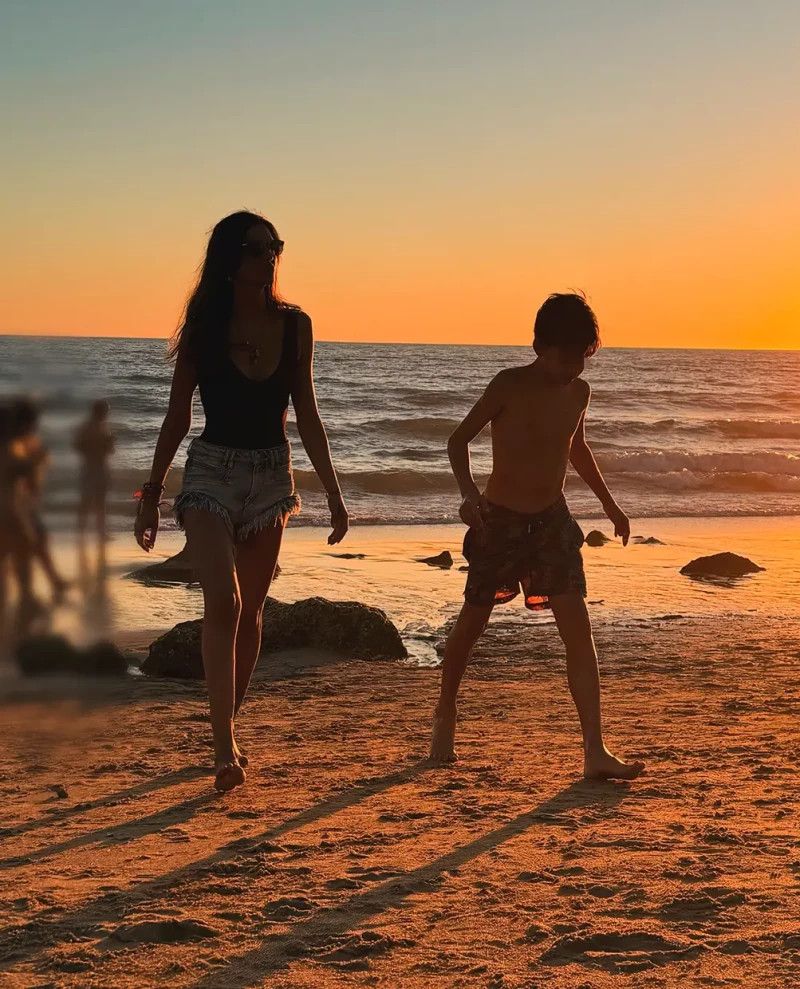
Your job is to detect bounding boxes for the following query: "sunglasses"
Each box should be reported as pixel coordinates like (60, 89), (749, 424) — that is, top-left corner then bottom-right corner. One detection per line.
(241, 239), (285, 259)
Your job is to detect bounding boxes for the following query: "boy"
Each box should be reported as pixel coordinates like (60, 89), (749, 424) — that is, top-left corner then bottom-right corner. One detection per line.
(430, 293), (644, 780)
(74, 400), (115, 544)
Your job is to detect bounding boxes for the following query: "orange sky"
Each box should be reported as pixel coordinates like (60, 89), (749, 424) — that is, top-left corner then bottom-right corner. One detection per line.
(2, 2), (799, 348)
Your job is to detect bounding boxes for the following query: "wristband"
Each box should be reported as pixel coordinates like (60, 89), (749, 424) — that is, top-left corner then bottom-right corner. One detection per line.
(135, 482), (165, 503)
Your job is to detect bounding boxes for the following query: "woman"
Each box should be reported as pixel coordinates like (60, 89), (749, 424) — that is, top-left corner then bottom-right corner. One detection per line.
(135, 211), (348, 792)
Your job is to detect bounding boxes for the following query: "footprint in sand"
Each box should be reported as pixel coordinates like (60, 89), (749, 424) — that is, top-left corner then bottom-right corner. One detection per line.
(518, 871), (558, 885)
(52, 951), (100, 973)
(658, 890), (744, 920)
(522, 923), (552, 944)
(552, 865), (587, 876)
(326, 877), (364, 890)
(347, 867), (404, 882)
(248, 841), (287, 854)
(204, 882), (248, 896)
(262, 896), (317, 921)
(699, 826), (745, 846)
(106, 919), (219, 945)
(540, 930), (707, 972)
(315, 931), (416, 967)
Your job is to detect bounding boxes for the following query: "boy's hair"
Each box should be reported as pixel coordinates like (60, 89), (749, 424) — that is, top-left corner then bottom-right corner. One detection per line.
(533, 292), (601, 357)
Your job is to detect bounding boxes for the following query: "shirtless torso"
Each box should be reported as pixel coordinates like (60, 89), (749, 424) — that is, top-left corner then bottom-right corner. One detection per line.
(484, 364), (590, 514)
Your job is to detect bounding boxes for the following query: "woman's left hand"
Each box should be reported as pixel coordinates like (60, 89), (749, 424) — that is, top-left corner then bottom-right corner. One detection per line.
(327, 490), (349, 545)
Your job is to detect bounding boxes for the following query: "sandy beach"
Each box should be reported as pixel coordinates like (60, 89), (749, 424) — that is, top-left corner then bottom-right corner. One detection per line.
(5, 0), (800, 982)
(3, 606), (800, 988)
(4, 508), (800, 989)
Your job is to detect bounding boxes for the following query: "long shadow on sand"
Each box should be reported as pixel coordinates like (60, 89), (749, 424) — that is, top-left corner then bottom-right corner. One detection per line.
(0, 789), (216, 870)
(0, 766), (207, 843)
(0, 771), (633, 978)
(0, 762), (430, 965)
(191, 778), (634, 988)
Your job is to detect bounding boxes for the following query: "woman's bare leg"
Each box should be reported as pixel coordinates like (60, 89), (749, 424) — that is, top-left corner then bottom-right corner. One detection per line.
(233, 518), (285, 717)
(183, 509), (245, 792)
(11, 535), (45, 639)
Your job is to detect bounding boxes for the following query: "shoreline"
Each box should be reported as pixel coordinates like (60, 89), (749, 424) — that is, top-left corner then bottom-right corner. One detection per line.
(32, 515), (800, 647)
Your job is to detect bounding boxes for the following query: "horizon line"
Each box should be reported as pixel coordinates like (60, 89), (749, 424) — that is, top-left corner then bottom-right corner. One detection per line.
(1, 333), (799, 354)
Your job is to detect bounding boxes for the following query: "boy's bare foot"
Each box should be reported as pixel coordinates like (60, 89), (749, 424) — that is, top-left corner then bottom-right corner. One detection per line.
(584, 748), (645, 781)
(429, 713), (458, 763)
(214, 760), (246, 792)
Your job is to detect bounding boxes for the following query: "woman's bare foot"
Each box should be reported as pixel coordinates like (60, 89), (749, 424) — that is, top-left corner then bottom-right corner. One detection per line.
(429, 709), (458, 763)
(232, 739), (248, 769)
(584, 747), (645, 781)
(214, 760), (246, 792)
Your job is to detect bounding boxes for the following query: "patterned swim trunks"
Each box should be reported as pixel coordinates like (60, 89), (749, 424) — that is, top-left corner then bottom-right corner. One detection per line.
(463, 495), (586, 610)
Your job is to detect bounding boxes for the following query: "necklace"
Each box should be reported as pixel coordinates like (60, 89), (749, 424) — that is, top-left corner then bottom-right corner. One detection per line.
(231, 341), (260, 366)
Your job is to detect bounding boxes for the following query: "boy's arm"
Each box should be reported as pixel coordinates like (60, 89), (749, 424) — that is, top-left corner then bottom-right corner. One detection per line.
(448, 373), (505, 527)
(569, 399), (630, 545)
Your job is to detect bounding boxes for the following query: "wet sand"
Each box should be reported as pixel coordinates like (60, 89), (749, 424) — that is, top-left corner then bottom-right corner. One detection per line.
(2, 615), (800, 987)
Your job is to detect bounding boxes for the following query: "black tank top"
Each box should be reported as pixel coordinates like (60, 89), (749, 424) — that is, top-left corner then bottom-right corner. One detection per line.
(198, 310), (299, 450)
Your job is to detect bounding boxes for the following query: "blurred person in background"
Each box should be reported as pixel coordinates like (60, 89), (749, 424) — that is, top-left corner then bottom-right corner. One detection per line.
(0, 403), (38, 650)
(9, 398), (69, 612)
(74, 399), (115, 552)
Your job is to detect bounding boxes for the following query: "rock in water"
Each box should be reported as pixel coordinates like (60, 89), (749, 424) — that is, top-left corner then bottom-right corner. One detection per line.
(417, 551), (453, 568)
(128, 545), (195, 584)
(143, 597), (407, 678)
(680, 553), (765, 577)
(129, 545), (281, 584)
(15, 635), (79, 675)
(82, 641), (129, 676)
(143, 620), (204, 679)
(585, 530), (610, 547)
(632, 536), (665, 545)
(263, 597), (407, 660)
(15, 636), (128, 677)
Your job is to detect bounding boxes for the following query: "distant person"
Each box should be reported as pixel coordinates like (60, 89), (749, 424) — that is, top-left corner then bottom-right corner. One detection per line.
(0, 404), (38, 650)
(74, 399), (115, 545)
(9, 398), (69, 608)
(135, 210), (348, 792)
(430, 293), (644, 781)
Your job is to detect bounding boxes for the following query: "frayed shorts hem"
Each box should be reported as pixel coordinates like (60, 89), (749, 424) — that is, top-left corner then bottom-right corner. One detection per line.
(173, 491), (301, 543)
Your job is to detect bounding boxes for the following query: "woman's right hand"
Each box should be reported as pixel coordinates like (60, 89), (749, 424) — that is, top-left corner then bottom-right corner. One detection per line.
(134, 501), (160, 552)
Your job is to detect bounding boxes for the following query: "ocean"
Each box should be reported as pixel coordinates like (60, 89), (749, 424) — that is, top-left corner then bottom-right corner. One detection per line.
(2, 336), (800, 531)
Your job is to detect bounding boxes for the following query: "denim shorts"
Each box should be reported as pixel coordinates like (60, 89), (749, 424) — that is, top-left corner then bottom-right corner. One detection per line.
(173, 438), (301, 543)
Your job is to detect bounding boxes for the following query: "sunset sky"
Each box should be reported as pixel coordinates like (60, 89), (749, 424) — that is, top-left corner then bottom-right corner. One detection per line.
(2, 1), (799, 347)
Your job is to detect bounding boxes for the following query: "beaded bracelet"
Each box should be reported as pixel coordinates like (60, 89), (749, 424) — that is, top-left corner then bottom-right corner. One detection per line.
(136, 482), (165, 503)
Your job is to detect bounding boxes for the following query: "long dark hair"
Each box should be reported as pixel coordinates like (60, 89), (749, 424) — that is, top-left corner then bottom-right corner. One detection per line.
(169, 210), (295, 367)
